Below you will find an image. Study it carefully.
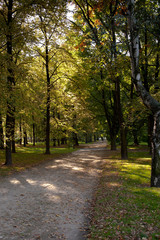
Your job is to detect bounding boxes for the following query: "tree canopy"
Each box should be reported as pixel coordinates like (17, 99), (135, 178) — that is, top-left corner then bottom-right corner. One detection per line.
(0, 0), (160, 186)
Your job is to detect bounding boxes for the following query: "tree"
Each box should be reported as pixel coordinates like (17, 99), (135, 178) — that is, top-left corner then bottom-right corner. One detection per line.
(128, 0), (160, 187)
(0, 0), (38, 165)
(70, 0), (129, 158)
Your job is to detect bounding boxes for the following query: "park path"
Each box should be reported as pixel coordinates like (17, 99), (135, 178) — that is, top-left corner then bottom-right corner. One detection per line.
(0, 141), (108, 240)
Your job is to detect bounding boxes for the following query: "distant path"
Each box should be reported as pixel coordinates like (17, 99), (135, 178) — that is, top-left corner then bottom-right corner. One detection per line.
(0, 141), (109, 240)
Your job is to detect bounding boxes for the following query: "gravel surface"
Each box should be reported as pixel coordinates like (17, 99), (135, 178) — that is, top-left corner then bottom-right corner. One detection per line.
(0, 141), (107, 240)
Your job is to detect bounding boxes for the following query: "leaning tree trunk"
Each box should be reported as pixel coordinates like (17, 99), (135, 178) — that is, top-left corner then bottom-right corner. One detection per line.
(128, 0), (160, 187)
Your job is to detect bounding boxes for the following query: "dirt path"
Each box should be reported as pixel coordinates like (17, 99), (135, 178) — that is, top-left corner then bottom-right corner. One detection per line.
(0, 141), (109, 240)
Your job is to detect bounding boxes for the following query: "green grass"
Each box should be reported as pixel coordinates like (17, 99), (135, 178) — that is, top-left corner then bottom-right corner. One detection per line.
(88, 146), (160, 240)
(0, 145), (76, 176)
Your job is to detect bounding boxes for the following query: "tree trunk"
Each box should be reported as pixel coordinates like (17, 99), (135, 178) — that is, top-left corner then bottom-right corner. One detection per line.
(110, 134), (117, 150)
(53, 139), (56, 147)
(11, 113), (16, 153)
(148, 115), (154, 154)
(73, 132), (79, 147)
(0, 113), (4, 149)
(19, 119), (22, 145)
(110, 4), (128, 159)
(151, 111), (160, 187)
(5, 0), (14, 166)
(85, 133), (88, 143)
(128, 0), (160, 187)
(33, 123), (36, 146)
(45, 37), (50, 154)
(24, 131), (27, 147)
(101, 83), (118, 151)
(133, 130), (139, 145)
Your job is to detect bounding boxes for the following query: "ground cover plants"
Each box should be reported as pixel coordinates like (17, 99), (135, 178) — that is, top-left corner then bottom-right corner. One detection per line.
(0, 145), (75, 176)
(87, 146), (160, 240)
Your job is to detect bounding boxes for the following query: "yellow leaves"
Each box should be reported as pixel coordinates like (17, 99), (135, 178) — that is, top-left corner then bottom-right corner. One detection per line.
(94, 19), (102, 27)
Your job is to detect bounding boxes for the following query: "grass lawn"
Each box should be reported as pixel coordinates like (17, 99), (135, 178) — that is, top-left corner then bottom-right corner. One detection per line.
(87, 146), (160, 240)
(0, 145), (76, 176)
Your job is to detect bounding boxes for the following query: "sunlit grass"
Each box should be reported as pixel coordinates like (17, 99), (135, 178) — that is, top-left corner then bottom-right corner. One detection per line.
(88, 146), (160, 240)
(0, 146), (76, 176)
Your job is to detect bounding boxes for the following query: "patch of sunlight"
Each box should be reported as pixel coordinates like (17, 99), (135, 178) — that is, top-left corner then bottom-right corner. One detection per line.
(26, 179), (37, 185)
(142, 187), (160, 196)
(45, 165), (58, 169)
(47, 194), (61, 202)
(107, 182), (122, 187)
(136, 157), (151, 161)
(51, 161), (84, 171)
(72, 166), (84, 171)
(41, 183), (57, 191)
(122, 162), (151, 169)
(10, 179), (21, 185)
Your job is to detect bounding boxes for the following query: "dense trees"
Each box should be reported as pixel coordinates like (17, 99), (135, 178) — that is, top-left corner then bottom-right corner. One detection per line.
(0, 0), (159, 186)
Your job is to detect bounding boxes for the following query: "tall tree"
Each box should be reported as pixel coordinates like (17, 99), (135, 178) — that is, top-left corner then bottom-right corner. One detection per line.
(128, 0), (160, 187)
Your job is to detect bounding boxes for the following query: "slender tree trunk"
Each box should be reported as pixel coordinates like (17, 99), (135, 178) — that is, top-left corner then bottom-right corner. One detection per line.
(154, 41), (159, 91)
(85, 133), (88, 143)
(45, 38), (50, 154)
(33, 123), (36, 146)
(5, 0), (14, 165)
(128, 0), (160, 187)
(0, 113), (4, 149)
(133, 130), (139, 145)
(19, 119), (22, 145)
(53, 139), (56, 147)
(24, 131), (27, 147)
(101, 83), (118, 151)
(11, 113), (16, 153)
(32, 114), (36, 146)
(110, 5), (128, 159)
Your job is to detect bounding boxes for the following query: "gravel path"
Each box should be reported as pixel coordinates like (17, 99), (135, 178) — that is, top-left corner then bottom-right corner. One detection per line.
(0, 141), (107, 240)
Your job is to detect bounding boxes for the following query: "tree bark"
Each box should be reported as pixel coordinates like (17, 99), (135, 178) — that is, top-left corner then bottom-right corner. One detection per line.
(32, 115), (36, 146)
(45, 35), (50, 154)
(128, 0), (160, 187)
(110, 4), (128, 159)
(24, 131), (27, 147)
(151, 111), (160, 187)
(5, 0), (14, 165)
(11, 111), (16, 153)
(0, 113), (4, 149)
(19, 119), (22, 145)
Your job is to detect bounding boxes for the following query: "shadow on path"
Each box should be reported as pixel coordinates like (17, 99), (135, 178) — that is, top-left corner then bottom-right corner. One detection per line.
(0, 141), (111, 240)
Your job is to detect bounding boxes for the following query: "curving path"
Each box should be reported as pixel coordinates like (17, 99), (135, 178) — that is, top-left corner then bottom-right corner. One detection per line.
(0, 141), (108, 240)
